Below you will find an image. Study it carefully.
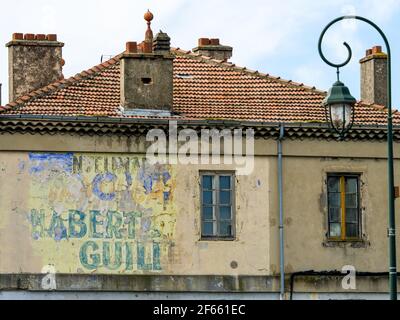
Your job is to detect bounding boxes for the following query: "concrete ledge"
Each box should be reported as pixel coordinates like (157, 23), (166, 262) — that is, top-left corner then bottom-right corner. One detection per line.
(0, 274), (280, 293)
(1, 274), (397, 294)
(6, 40), (64, 48)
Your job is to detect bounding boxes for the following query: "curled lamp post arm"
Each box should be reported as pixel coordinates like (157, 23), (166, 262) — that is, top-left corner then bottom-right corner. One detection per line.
(318, 15), (397, 301)
(318, 17), (353, 70)
(318, 15), (392, 110)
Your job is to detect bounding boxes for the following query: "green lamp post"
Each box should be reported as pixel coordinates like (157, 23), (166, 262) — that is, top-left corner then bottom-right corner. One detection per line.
(319, 16), (397, 300)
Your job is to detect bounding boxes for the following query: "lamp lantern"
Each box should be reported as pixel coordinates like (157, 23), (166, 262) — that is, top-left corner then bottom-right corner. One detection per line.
(323, 80), (357, 138)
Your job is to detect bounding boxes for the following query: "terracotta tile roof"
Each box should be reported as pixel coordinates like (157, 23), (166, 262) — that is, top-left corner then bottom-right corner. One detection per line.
(0, 48), (398, 125)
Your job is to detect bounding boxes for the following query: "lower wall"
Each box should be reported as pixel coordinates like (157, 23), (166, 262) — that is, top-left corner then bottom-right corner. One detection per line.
(0, 291), (391, 301)
(292, 293), (389, 300)
(0, 291), (279, 301)
(0, 274), (280, 293)
(0, 274), (397, 300)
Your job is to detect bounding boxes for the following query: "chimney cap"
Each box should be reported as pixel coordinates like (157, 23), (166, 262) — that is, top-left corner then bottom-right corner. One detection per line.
(153, 31), (171, 54)
(360, 45), (387, 63)
(6, 33), (63, 47)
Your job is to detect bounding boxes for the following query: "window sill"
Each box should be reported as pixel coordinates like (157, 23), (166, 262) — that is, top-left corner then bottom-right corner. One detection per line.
(323, 239), (370, 248)
(200, 237), (236, 242)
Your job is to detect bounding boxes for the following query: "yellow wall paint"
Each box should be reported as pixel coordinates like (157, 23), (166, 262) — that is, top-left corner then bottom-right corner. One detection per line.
(21, 153), (176, 274)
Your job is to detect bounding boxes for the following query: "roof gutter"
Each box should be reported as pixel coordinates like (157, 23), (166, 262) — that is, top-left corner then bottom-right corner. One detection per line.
(0, 114), (397, 130)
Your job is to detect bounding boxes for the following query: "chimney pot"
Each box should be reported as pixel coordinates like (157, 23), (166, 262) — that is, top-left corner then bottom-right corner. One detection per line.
(46, 34), (57, 41)
(142, 41), (153, 54)
(372, 46), (382, 54)
(35, 34), (46, 41)
(366, 49), (373, 56)
(12, 33), (23, 41)
(210, 38), (220, 45)
(126, 42), (138, 54)
(198, 38), (211, 46)
(24, 34), (35, 41)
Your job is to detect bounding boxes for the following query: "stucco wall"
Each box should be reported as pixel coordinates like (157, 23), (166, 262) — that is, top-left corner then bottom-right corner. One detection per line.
(268, 139), (400, 275)
(0, 148), (270, 276)
(1, 133), (400, 294)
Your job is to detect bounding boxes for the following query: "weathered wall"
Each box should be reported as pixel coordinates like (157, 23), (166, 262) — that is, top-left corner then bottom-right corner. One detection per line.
(268, 139), (400, 275)
(360, 53), (388, 106)
(0, 152), (177, 274)
(0, 147), (270, 276)
(121, 54), (174, 111)
(7, 38), (64, 102)
(1, 132), (400, 294)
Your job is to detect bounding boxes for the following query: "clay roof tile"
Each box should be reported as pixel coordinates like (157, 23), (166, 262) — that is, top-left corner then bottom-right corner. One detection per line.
(0, 49), (397, 125)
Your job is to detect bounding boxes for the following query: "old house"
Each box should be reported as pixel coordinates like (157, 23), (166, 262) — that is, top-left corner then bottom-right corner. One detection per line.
(0, 11), (399, 300)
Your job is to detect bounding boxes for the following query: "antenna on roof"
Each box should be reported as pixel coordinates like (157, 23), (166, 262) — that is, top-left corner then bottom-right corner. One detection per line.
(100, 55), (113, 63)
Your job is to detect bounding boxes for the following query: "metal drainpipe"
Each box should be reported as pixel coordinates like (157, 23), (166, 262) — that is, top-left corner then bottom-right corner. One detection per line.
(278, 124), (286, 300)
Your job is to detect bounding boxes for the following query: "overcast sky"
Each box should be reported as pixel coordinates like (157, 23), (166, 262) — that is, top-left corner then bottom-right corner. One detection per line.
(1, 0), (400, 107)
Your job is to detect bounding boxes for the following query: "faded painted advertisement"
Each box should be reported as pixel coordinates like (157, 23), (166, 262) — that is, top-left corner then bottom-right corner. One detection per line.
(20, 153), (176, 274)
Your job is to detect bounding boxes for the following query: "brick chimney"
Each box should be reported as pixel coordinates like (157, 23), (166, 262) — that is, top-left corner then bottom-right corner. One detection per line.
(6, 33), (64, 102)
(360, 46), (388, 106)
(193, 38), (233, 61)
(120, 11), (174, 114)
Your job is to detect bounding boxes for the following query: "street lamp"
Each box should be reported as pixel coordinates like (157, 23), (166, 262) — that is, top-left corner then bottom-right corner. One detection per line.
(323, 79), (357, 139)
(318, 16), (398, 300)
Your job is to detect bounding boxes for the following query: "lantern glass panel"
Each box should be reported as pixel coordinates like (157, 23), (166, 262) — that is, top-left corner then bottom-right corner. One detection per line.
(329, 103), (353, 131)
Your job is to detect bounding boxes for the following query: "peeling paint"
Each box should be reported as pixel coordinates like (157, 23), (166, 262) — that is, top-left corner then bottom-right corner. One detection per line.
(23, 153), (176, 274)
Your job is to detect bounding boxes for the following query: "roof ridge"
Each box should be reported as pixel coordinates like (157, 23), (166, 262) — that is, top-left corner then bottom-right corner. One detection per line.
(0, 53), (123, 113)
(171, 47), (327, 96)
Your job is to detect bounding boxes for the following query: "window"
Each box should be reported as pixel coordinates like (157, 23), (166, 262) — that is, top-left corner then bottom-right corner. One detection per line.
(327, 174), (361, 241)
(201, 172), (235, 239)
